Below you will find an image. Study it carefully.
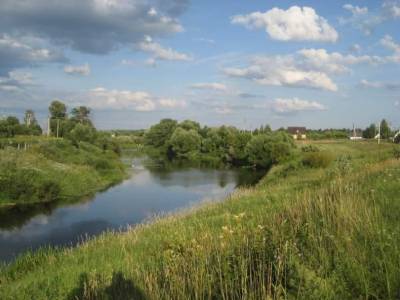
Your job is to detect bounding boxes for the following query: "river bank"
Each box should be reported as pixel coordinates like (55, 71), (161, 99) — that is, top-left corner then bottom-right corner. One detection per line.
(0, 138), (126, 208)
(1, 140), (399, 299)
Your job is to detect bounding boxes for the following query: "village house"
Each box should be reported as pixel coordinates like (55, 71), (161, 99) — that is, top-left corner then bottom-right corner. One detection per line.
(288, 127), (307, 140)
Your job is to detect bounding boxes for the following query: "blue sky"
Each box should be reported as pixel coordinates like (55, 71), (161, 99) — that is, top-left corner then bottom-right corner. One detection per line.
(0, 0), (399, 130)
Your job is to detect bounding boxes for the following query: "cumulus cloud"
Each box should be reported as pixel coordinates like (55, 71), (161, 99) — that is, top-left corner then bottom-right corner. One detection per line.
(190, 82), (228, 91)
(0, 0), (187, 55)
(64, 63), (91, 76)
(88, 87), (156, 111)
(215, 106), (233, 115)
(223, 48), (387, 92)
(231, 6), (338, 42)
(137, 36), (191, 63)
(267, 98), (326, 114)
(224, 54), (337, 91)
(298, 48), (382, 74)
(0, 34), (65, 75)
(87, 87), (184, 111)
(360, 79), (400, 90)
(340, 1), (400, 35)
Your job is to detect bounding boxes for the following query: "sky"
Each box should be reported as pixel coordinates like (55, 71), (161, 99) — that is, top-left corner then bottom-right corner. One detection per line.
(0, 0), (399, 130)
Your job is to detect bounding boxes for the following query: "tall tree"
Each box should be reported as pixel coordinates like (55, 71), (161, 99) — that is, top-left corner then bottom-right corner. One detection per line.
(71, 106), (92, 125)
(49, 100), (67, 119)
(380, 119), (391, 139)
(24, 110), (37, 127)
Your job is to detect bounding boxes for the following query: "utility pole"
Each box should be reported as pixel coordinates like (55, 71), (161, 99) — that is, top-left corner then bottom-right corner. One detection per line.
(56, 119), (60, 138)
(378, 122), (381, 145)
(47, 116), (51, 137)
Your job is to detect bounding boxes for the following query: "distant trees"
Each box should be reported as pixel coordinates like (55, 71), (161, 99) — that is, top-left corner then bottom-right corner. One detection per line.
(144, 119), (296, 169)
(0, 111), (42, 137)
(363, 124), (377, 139)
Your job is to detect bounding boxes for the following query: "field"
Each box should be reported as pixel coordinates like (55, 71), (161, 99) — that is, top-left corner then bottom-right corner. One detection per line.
(0, 140), (399, 299)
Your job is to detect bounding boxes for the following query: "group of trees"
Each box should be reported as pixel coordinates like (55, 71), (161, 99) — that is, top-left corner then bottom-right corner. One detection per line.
(144, 119), (296, 169)
(0, 110), (42, 138)
(362, 119), (393, 140)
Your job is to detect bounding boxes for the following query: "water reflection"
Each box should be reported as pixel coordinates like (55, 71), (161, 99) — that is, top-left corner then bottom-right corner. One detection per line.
(0, 158), (263, 262)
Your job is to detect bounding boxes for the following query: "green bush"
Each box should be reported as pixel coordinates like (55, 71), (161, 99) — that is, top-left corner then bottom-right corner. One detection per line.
(302, 151), (334, 168)
(393, 146), (400, 160)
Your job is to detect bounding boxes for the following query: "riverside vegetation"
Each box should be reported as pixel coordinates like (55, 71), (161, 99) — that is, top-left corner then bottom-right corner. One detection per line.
(0, 102), (125, 207)
(1, 139), (399, 299)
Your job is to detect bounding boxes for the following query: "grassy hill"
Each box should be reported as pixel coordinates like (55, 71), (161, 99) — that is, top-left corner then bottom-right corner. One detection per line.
(0, 140), (399, 299)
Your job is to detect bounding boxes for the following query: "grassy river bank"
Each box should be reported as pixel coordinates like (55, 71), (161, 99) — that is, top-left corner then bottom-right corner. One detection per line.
(0, 138), (126, 208)
(0, 140), (399, 299)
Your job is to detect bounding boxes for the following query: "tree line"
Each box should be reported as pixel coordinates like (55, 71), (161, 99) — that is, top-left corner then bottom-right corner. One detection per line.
(143, 119), (296, 169)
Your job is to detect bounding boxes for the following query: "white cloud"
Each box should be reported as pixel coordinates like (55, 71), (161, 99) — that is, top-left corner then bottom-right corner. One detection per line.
(64, 63), (90, 76)
(298, 48), (382, 74)
(224, 48), (386, 92)
(138, 36), (191, 63)
(88, 87), (156, 111)
(343, 4), (368, 16)
(270, 98), (326, 114)
(382, 1), (400, 18)
(381, 35), (400, 53)
(340, 1), (400, 35)
(360, 79), (400, 90)
(224, 55), (338, 91)
(190, 82), (228, 91)
(158, 98), (186, 108)
(231, 6), (338, 42)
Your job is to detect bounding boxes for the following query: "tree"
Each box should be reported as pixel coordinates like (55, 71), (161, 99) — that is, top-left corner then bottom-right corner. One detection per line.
(144, 119), (178, 148)
(363, 123), (376, 139)
(179, 120), (201, 132)
(66, 123), (97, 146)
(380, 119), (391, 139)
(71, 106), (92, 126)
(169, 128), (201, 157)
(49, 100), (67, 119)
(245, 132), (295, 169)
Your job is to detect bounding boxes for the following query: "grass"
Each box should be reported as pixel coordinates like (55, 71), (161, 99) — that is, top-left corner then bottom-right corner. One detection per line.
(0, 138), (126, 207)
(0, 140), (399, 299)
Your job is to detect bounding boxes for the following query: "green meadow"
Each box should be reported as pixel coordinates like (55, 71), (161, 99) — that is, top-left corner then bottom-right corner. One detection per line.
(1, 140), (399, 299)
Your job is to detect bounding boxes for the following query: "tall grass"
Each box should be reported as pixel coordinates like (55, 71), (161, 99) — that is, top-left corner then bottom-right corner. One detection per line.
(0, 141), (399, 299)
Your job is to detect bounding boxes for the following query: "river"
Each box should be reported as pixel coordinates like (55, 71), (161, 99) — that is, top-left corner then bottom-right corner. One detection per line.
(0, 156), (263, 262)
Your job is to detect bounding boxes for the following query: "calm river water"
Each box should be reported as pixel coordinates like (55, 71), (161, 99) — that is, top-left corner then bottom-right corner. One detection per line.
(0, 157), (262, 262)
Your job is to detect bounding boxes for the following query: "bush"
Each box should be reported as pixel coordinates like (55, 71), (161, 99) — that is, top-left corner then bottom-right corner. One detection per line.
(393, 147), (400, 160)
(302, 151), (333, 168)
(301, 145), (320, 153)
(37, 181), (61, 202)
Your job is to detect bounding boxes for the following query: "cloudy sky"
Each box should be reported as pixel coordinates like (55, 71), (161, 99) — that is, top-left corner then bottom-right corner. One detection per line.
(0, 0), (399, 130)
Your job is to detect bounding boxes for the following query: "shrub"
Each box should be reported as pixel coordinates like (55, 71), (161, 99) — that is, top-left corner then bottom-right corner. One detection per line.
(393, 146), (400, 160)
(301, 145), (320, 153)
(37, 180), (61, 202)
(302, 151), (333, 168)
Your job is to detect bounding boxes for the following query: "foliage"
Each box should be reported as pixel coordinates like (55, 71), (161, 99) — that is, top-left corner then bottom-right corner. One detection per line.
(362, 123), (377, 139)
(66, 123), (97, 146)
(245, 132), (295, 168)
(169, 127), (201, 158)
(307, 129), (349, 140)
(380, 119), (391, 139)
(393, 146), (400, 160)
(144, 119), (177, 148)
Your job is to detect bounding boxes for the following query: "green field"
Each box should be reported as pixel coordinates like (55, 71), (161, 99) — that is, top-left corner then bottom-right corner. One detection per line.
(0, 137), (126, 207)
(0, 140), (399, 299)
